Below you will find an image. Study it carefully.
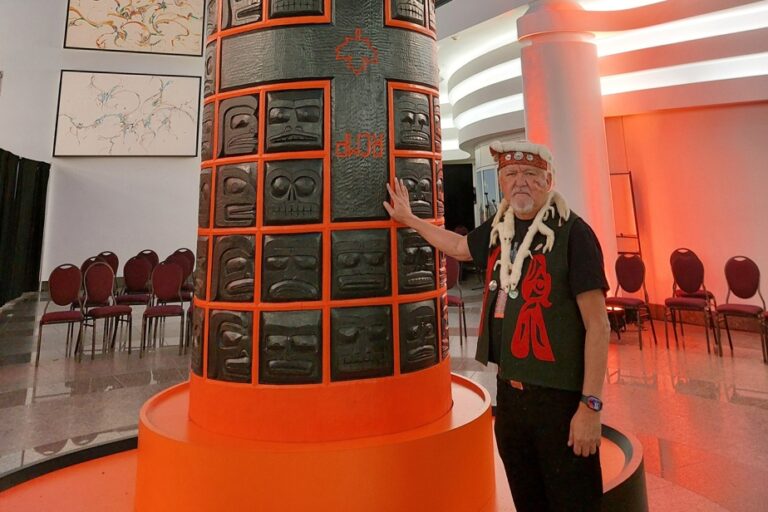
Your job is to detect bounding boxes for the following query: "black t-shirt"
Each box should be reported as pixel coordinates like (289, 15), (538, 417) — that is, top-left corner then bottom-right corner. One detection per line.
(466, 214), (609, 364)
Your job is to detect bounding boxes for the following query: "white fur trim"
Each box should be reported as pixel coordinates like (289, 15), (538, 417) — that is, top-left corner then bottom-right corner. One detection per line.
(488, 191), (570, 294)
(489, 140), (554, 171)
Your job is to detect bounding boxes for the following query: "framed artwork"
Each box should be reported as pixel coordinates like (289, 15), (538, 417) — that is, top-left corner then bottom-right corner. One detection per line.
(65, 0), (205, 56)
(53, 71), (201, 157)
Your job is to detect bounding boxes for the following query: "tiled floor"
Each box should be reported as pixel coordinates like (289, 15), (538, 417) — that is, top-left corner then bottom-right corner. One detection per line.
(1, 281), (767, 511)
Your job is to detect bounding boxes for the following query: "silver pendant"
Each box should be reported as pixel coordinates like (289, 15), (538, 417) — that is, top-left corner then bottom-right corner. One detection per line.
(509, 289), (519, 299)
(489, 280), (498, 291)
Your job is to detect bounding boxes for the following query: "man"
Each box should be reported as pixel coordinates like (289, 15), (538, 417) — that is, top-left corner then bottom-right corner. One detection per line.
(384, 140), (609, 512)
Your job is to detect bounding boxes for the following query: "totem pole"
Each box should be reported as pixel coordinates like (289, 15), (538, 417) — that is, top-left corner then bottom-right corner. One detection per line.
(134, 2), (494, 510)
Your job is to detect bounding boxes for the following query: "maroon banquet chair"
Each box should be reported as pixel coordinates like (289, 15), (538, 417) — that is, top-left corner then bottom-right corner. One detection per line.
(446, 256), (468, 347)
(172, 248), (196, 292)
(141, 262), (185, 357)
(80, 262), (133, 359)
(96, 251), (119, 276)
(664, 248), (718, 353)
(715, 256), (766, 362)
(606, 254), (657, 350)
(116, 256), (152, 306)
(36, 264), (84, 366)
(137, 249), (160, 271)
(165, 252), (194, 302)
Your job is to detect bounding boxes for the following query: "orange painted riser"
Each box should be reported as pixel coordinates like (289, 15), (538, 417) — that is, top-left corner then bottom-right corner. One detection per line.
(134, 374), (495, 511)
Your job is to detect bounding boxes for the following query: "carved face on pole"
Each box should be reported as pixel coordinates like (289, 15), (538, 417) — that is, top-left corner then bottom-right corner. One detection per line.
(264, 160), (322, 225)
(435, 161), (444, 217)
(224, 0), (262, 28)
(205, 0), (218, 36)
(266, 90), (323, 152)
(261, 233), (322, 302)
(194, 237), (209, 299)
(199, 168), (211, 228)
(260, 310), (322, 384)
(394, 91), (431, 151)
(204, 42), (216, 97)
(397, 229), (435, 294)
(269, 0), (323, 18)
(191, 307), (205, 376)
(211, 235), (255, 302)
(396, 158), (432, 218)
(399, 300), (438, 373)
(201, 103), (214, 161)
(392, 0), (425, 25)
(332, 230), (390, 299)
(331, 306), (393, 381)
(432, 97), (441, 153)
(215, 164), (256, 227)
(208, 311), (253, 383)
(219, 95), (259, 157)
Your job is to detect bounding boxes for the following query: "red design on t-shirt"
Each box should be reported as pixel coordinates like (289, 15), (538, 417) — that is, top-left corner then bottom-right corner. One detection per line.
(511, 254), (555, 362)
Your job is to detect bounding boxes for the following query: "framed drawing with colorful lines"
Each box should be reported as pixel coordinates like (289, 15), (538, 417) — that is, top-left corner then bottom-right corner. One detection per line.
(53, 70), (201, 157)
(64, 0), (205, 56)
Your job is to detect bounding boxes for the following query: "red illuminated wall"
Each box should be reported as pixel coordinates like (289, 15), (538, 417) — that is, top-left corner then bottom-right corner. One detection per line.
(605, 101), (768, 307)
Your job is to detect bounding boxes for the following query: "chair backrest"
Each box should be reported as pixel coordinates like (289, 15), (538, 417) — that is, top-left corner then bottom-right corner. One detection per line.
(123, 256), (152, 293)
(615, 254), (645, 294)
(48, 264), (82, 306)
(165, 252), (193, 281)
(84, 262), (116, 305)
(97, 251), (119, 276)
(80, 256), (99, 276)
(152, 262), (183, 303)
(724, 256), (761, 301)
(445, 256), (460, 290)
(670, 248), (705, 294)
(173, 248), (195, 270)
(137, 249), (160, 270)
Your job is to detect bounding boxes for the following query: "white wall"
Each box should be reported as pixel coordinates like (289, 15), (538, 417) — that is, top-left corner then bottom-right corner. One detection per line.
(0, 0), (201, 279)
(605, 102), (768, 306)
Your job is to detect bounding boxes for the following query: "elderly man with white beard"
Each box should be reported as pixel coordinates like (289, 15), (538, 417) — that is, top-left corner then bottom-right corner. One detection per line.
(384, 140), (610, 512)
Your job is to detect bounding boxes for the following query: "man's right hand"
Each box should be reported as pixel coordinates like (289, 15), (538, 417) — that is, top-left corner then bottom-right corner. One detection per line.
(383, 179), (415, 225)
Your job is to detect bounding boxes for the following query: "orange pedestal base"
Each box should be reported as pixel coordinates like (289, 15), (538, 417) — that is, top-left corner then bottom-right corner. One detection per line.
(134, 373), (496, 512)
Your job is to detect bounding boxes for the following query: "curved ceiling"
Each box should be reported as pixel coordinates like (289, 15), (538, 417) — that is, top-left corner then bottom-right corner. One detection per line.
(436, 0), (768, 161)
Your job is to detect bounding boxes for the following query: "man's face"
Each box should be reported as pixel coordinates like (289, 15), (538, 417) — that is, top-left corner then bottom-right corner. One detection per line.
(498, 163), (552, 216)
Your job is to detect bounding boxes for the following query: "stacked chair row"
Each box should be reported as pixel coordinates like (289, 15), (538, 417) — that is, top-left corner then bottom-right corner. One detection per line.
(35, 248), (196, 366)
(607, 248), (767, 364)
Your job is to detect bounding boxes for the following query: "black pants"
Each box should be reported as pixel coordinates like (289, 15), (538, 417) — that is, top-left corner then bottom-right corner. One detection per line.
(495, 377), (603, 512)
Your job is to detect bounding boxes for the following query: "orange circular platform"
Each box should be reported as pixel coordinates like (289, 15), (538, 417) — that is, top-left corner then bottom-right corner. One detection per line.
(134, 373), (496, 511)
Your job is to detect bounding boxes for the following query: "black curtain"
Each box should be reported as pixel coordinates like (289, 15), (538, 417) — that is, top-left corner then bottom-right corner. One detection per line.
(0, 148), (50, 306)
(443, 163), (476, 232)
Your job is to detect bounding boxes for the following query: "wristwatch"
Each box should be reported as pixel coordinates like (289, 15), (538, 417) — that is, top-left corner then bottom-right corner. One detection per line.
(580, 395), (603, 412)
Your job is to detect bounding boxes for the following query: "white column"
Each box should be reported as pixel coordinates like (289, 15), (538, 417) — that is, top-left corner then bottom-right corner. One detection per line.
(519, 0), (618, 285)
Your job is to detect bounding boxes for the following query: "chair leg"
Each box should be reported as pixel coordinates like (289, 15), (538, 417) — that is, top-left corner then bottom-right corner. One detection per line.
(461, 305), (468, 346)
(75, 322), (84, 360)
(723, 316), (734, 355)
(646, 306), (658, 345)
(35, 322), (44, 367)
(637, 310), (643, 350)
(91, 319), (97, 360)
(704, 311), (714, 357)
(671, 310), (680, 348)
(179, 315), (185, 355)
(127, 315), (133, 354)
(679, 312), (685, 337)
(140, 317), (147, 358)
(664, 308), (669, 349)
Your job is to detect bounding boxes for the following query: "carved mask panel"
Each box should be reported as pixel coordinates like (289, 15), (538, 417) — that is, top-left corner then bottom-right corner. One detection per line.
(260, 310), (322, 384)
(208, 310), (253, 383)
(438, 250), (447, 289)
(218, 95), (259, 157)
(224, 0), (262, 28)
(433, 97), (441, 153)
(270, 0), (323, 18)
(399, 300), (438, 373)
(191, 307), (205, 376)
(204, 41), (216, 97)
(331, 306), (393, 381)
(205, 0), (218, 37)
(211, 235), (255, 302)
(440, 295), (449, 359)
(397, 228), (435, 294)
(264, 160), (322, 225)
(395, 158), (432, 218)
(428, 0), (436, 32)
(266, 89), (323, 152)
(215, 163), (256, 227)
(394, 91), (431, 151)
(199, 168), (211, 228)
(194, 237), (209, 300)
(332, 230), (390, 299)
(435, 160), (444, 217)
(261, 233), (322, 302)
(392, 0), (425, 25)
(201, 103), (214, 161)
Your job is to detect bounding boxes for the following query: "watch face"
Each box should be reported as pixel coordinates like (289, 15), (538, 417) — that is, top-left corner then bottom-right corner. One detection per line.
(586, 396), (602, 411)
